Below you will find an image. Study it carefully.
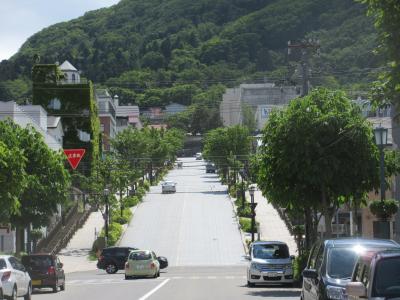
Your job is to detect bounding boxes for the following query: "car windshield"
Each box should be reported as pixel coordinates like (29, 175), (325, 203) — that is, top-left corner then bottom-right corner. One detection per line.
(373, 257), (400, 298)
(0, 259), (6, 269)
(252, 244), (289, 259)
(129, 251), (151, 260)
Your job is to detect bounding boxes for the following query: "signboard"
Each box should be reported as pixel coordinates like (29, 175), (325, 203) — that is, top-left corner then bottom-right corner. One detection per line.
(64, 149), (86, 170)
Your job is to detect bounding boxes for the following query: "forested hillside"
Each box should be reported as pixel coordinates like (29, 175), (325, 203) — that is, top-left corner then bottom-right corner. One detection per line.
(0, 0), (379, 117)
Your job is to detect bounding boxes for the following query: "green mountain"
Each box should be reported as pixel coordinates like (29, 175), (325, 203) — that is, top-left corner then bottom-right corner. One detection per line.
(0, 0), (380, 108)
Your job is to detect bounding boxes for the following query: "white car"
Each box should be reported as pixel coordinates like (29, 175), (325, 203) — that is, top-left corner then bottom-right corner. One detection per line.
(0, 255), (31, 299)
(195, 152), (202, 160)
(161, 181), (177, 193)
(246, 241), (294, 287)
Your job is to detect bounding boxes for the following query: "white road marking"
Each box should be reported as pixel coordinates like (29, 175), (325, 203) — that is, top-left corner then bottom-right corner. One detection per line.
(138, 279), (170, 300)
(207, 276), (217, 279)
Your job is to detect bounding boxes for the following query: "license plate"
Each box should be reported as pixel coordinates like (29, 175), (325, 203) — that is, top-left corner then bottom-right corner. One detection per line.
(267, 272), (279, 277)
(136, 265), (145, 270)
(32, 280), (41, 286)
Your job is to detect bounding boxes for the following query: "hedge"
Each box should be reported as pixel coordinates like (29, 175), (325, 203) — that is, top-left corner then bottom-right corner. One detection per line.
(112, 208), (133, 225)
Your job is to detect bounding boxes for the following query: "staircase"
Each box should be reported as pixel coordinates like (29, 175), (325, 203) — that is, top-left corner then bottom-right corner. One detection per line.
(36, 205), (93, 254)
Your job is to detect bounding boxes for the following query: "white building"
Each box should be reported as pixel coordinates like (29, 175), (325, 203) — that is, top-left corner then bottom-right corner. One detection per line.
(220, 83), (301, 130)
(59, 60), (80, 84)
(0, 101), (63, 253)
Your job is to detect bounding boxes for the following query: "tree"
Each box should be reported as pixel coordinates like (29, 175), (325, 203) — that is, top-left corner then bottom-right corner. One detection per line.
(256, 88), (379, 239)
(359, 0), (400, 105)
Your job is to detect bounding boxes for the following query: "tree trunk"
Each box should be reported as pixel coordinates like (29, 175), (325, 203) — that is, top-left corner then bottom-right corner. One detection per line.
(304, 207), (312, 251)
(120, 189), (123, 217)
(321, 187), (333, 238)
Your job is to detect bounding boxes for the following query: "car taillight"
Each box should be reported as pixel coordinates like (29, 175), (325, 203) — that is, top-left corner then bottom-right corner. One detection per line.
(99, 255), (104, 261)
(1, 271), (11, 281)
(47, 266), (56, 275)
(150, 262), (155, 269)
(125, 262), (129, 269)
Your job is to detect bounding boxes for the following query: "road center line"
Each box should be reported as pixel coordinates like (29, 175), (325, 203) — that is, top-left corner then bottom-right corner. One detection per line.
(138, 279), (170, 300)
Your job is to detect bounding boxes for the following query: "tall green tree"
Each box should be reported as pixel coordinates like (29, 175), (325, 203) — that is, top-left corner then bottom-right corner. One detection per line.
(359, 0), (400, 105)
(256, 88), (379, 239)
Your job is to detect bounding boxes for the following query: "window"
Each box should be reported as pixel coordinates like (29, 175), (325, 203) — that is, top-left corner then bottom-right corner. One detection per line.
(373, 257), (400, 298)
(129, 251), (151, 261)
(315, 244), (324, 270)
(48, 98), (61, 110)
(327, 248), (359, 279)
(72, 74), (76, 82)
(252, 243), (289, 259)
(0, 259), (6, 269)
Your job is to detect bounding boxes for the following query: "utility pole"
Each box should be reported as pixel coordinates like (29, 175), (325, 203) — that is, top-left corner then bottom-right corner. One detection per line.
(287, 39), (320, 97)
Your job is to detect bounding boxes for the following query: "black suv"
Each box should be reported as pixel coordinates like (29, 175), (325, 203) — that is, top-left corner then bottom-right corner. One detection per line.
(97, 247), (138, 274)
(301, 238), (400, 300)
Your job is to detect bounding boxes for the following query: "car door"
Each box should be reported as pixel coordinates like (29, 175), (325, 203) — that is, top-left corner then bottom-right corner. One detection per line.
(303, 243), (320, 300)
(115, 248), (128, 269)
(9, 257), (27, 296)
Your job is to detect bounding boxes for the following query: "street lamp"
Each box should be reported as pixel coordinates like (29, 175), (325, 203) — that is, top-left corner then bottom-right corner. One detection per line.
(249, 185), (257, 242)
(374, 126), (388, 203)
(103, 188), (110, 246)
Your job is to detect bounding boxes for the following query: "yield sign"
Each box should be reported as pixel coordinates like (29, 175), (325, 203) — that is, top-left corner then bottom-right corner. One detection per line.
(64, 149), (86, 170)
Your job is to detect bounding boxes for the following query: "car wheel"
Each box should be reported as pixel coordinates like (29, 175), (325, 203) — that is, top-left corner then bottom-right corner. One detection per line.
(125, 275), (131, 280)
(247, 281), (255, 287)
(105, 264), (117, 274)
(24, 284), (32, 300)
(11, 286), (17, 300)
(52, 284), (58, 293)
(60, 281), (65, 291)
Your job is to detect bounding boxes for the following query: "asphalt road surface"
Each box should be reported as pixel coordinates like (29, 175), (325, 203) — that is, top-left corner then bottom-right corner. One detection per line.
(32, 266), (301, 300)
(32, 157), (301, 299)
(119, 157), (245, 266)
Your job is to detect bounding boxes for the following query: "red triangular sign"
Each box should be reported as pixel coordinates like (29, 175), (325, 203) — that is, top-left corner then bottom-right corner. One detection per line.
(64, 149), (86, 170)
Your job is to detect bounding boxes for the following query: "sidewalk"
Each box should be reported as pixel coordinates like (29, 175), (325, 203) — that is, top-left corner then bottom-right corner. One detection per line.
(58, 211), (104, 274)
(253, 190), (298, 255)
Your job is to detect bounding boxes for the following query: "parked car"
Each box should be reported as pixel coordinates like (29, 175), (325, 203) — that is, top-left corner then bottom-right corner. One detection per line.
(157, 256), (168, 270)
(246, 241), (294, 287)
(161, 181), (177, 193)
(195, 152), (202, 160)
(301, 238), (400, 300)
(124, 250), (160, 279)
(21, 253), (65, 293)
(346, 250), (400, 300)
(97, 247), (138, 274)
(205, 162), (216, 173)
(0, 255), (31, 299)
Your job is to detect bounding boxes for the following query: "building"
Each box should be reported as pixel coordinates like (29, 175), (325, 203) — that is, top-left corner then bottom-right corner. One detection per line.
(32, 61), (100, 176)
(95, 89), (117, 152)
(116, 104), (142, 133)
(220, 83), (301, 130)
(164, 102), (187, 116)
(0, 101), (63, 253)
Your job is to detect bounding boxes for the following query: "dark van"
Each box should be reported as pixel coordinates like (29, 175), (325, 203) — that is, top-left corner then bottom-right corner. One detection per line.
(21, 254), (65, 293)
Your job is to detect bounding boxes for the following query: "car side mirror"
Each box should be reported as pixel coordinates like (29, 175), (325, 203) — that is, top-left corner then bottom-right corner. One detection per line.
(58, 263), (63, 268)
(302, 269), (318, 279)
(244, 255), (251, 261)
(346, 282), (366, 297)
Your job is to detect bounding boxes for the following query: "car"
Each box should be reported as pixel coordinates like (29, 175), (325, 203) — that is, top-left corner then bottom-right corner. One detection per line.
(124, 250), (160, 279)
(161, 181), (176, 193)
(301, 238), (400, 300)
(0, 255), (32, 300)
(346, 250), (400, 300)
(195, 152), (202, 160)
(246, 241), (295, 287)
(205, 162), (216, 173)
(21, 253), (65, 293)
(97, 247), (138, 274)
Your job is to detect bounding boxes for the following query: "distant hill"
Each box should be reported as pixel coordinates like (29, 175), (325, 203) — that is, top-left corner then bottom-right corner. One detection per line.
(0, 0), (380, 107)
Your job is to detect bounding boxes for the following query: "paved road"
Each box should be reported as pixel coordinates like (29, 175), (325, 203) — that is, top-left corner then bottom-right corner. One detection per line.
(119, 157), (245, 266)
(31, 266), (301, 300)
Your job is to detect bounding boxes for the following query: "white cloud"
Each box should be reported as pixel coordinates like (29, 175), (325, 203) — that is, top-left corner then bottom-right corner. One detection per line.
(0, 0), (120, 60)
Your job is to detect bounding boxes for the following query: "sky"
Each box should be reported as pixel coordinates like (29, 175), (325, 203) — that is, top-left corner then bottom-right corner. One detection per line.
(0, 0), (121, 61)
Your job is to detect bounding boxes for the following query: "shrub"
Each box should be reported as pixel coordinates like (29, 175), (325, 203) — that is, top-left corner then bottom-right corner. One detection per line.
(370, 199), (398, 220)
(293, 251), (310, 282)
(229, 185), (237, 198)
(136, 187), (147, 199)
(143, 180), (150, 191)
(239, 217), (257, 233)
(125, 196), (140, 207)
(112, 208), (132, 225)
(237, 203), (252, 218)
(107, 222), (123, 246)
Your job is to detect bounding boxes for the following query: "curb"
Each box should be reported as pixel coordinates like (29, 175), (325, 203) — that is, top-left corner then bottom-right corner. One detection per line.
(225, 187), (249, 255)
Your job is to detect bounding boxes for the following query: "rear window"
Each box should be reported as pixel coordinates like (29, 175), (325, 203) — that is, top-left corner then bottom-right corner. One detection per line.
(129, 251), (152, 260)
(22, 256), (54, 268)
(0, 259), (6, 269)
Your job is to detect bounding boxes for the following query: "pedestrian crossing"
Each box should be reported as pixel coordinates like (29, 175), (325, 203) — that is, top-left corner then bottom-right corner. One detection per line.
(66, 275), (248, 286)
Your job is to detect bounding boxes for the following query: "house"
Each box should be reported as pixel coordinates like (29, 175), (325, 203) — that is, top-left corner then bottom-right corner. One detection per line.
(0, 101), (63, 253)
(141, 107), (164, 124)
(220, 83), (301, 130)
(116, 104), (142, 132)
(59, 60), (81, 84)
(95, 89), (117, 152)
